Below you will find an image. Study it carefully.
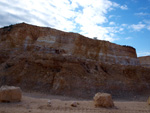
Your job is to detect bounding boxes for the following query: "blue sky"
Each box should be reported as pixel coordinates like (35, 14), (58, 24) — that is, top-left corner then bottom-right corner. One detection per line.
(0, 0), (150, 56)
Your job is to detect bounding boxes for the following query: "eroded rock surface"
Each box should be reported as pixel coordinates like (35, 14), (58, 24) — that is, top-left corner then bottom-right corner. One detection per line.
(138, 56), (150, 68)
(0, 86), (22, 102)
(93, 92), (114, 108)
(0, 23), (149, 99)
(0, 23), (139, 66)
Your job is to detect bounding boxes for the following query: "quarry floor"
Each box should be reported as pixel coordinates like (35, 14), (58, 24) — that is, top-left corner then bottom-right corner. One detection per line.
(0, 92), (150, 113)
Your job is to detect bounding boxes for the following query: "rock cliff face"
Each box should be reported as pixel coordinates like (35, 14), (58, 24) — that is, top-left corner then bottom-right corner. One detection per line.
(0, 23), (149, 99)
(0, 23), (139, 66)
(138, 56), (150, 68)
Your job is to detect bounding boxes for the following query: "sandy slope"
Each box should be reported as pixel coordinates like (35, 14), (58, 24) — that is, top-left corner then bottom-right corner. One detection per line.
(0, 92), (150, 113)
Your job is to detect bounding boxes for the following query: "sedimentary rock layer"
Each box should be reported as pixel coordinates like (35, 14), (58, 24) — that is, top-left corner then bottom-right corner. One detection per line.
(0, 23), (139, 65)
(0, 23), (149, 99)
(139, 56), (150, 68)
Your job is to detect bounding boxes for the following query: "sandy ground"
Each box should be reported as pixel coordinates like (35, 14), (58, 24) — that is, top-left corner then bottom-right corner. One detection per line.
(0, 92), (150, 113)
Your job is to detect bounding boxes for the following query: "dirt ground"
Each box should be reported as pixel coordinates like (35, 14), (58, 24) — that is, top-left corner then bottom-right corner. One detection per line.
(0, 92), (150, 113)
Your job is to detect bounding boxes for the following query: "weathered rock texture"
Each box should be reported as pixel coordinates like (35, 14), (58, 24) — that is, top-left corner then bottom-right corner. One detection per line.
(0, 23), (139, 65)
(138, 56), (150, 68)
(148, 97), (150, 105)
(0, 23), (150, 99)
(93, 92), (114, 108)
(0, 86), (22, 102)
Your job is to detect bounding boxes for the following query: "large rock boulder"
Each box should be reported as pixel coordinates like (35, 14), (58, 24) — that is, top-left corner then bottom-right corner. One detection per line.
(93, 92), (114, 108)
(148, 97), (150, 105)
(0, 86), (22, 102)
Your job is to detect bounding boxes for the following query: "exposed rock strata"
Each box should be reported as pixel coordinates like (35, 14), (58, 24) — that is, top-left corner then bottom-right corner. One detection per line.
(0, 23), (139, 66)
(138, 56), (150, 68)
(0, 23), (149, 99)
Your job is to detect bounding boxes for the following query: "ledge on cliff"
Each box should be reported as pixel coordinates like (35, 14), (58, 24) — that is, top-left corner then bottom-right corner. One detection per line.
(138, 56), (150, 68)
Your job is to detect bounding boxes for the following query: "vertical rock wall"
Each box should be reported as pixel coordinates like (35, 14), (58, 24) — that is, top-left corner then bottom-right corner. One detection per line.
(0, 23), (140, 66)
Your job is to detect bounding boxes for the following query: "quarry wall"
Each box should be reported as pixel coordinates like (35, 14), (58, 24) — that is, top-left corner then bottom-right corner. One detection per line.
(139, 56), (150, 68)
(1, 23), (149, 99)
(0, 23), (139, 66)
